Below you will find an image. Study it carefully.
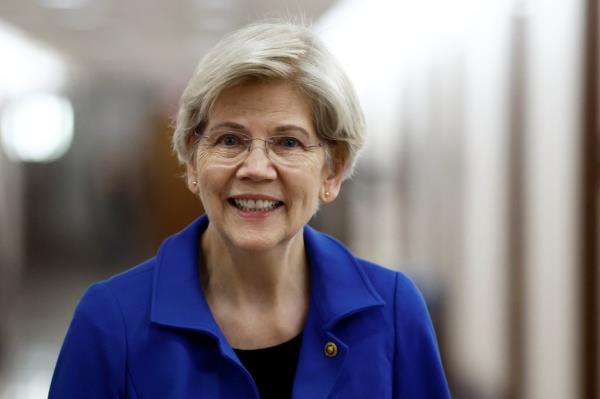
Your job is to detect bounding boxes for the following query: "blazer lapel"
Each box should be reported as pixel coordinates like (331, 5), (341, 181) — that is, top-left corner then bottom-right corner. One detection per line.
(292, 226), (385, 399)
(291, 303), (349, 399)
(150, 216), (263, 397)
(149, 216), (245, 369)
(150, 216), (220, 335)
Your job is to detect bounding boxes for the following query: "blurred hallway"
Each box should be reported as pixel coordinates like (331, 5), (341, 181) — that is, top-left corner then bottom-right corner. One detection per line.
(1, 0), (598, 398)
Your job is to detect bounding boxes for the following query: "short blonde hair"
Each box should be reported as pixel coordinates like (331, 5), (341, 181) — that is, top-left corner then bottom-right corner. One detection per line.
(173, 21), (365, 179)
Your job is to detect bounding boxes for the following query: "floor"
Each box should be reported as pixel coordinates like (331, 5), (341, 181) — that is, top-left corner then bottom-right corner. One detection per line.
(0, 261), (123, 398)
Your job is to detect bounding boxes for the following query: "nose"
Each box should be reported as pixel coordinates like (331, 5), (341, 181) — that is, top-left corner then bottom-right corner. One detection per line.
(235, 142), (277, 181)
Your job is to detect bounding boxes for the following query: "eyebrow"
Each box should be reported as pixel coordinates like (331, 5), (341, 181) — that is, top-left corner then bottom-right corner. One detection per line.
(208, 122), (248, 133)
(273, 125), (310, 139)
(209, 122), (311, 139)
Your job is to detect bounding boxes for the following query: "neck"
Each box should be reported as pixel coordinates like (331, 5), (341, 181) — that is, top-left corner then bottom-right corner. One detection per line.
(200, 224), (310, 308)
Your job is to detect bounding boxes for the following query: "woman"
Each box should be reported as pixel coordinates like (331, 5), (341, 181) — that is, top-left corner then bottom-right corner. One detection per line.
(49, 21), (450, 398)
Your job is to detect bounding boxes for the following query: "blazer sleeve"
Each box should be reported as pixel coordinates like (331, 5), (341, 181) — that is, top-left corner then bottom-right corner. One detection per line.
(48, 282), (127, 398)
(393, 273), (451, 398)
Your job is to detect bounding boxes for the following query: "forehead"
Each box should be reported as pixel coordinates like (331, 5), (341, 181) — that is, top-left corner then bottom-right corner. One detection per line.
(208, 80), (315, 133)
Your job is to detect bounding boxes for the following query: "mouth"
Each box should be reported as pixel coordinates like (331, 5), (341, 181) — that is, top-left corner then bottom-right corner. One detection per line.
(228, 198), (284, 212)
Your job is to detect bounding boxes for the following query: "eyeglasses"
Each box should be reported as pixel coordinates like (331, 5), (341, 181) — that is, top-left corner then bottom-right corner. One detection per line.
(195, 131), (324, 167)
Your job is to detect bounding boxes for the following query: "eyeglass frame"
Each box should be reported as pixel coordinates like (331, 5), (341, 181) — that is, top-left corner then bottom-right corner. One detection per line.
(191, 129), (325, 165)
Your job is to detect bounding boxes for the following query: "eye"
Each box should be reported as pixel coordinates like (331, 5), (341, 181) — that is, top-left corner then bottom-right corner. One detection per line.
(273, 136), (302, 149)
(216, 133), (243, 147)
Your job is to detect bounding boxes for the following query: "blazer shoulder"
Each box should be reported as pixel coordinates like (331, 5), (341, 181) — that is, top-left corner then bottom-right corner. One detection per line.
(354, 258), (419, 302)
(50, 273), (133, 397)
(355, 257), (398, 281)
(97, 257), (156, 296)
(78, 257), (157, 325)
(312, 228), (425, 309)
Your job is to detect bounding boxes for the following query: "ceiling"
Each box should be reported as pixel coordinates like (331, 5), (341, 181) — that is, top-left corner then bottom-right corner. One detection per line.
(0, 0), (336, 92)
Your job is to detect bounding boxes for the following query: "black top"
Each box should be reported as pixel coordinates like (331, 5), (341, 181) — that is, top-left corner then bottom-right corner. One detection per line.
(234, 333), (303, 399)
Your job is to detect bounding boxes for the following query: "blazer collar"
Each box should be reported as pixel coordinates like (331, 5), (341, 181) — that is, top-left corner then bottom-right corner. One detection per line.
(302, 223), (385, 329)
(150, 215), (217, 334)
(150, 215), (384, 335)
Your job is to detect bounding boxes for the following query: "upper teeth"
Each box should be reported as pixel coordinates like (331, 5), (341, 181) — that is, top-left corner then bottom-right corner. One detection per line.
(233, 198), (280, 211)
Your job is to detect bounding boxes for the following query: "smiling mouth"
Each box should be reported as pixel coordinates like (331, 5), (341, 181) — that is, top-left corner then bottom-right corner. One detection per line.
(228, 198), (284, 212)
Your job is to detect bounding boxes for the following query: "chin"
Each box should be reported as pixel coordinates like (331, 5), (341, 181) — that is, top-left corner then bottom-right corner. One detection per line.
(226, 228), (298, 253)
(233, 241), (277, 253)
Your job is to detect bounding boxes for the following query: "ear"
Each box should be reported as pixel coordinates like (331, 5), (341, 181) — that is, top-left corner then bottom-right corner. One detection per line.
(185, 162), (199, 194)
(320, 176), (342, 203)
(319, 143), (345, 203)
(319, 168), (343, 203)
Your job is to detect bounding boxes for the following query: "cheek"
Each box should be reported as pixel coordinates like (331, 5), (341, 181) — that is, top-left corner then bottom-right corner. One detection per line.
(194, 162), (227, 199)
(194, 153), (225, 181)
(198, 164), (245, 203)
(286, 169), (323, 203)
(193, 151), (211, 172)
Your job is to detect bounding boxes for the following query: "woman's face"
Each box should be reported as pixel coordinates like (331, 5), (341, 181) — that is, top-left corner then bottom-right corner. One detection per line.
(186, 80), (342, 252)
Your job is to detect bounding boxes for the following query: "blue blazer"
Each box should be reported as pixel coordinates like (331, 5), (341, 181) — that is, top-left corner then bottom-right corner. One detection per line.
(49, 215), (450, 398)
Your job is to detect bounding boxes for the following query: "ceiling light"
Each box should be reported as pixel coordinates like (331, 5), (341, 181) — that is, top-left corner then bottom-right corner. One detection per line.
(1, 93), (75, 163)
(38, 0), (92, 10)
(0, 20), (67, 100)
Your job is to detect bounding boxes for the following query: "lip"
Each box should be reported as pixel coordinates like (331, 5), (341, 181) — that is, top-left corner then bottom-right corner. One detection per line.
(227, 198), (283, 219)
(228, 194), (283, 202)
